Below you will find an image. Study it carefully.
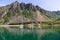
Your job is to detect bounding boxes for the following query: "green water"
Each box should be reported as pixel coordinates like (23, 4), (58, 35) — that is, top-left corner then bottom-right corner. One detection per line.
(0, 28), (60, 40)
(40, 31), (60, 40)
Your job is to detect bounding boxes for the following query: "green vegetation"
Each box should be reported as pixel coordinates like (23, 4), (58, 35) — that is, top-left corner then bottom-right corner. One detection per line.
(0, 19), (4, 24)
(41, 23), (51, 29)
(22, 9), (36, 18)
(54, 20), (60, 24)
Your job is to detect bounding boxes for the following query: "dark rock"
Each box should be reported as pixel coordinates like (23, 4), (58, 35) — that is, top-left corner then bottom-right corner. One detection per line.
(10, 1), (20, 11)
(25, 3), (36, 11)
(20, 3), (25, 10)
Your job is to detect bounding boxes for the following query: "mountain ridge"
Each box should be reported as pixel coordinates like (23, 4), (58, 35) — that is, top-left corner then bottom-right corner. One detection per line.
(0, 1), (60, 24)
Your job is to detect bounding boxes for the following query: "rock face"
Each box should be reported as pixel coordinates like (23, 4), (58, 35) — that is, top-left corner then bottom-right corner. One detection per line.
(11, 1), (20, 9)
(8, 1), (39, 11)
(20, 3), (25, 10)
(0, 1), (43, 19)
(4, 16), (30, 24)
(36, 10), (47, 22)
(25, 3), (36, 11)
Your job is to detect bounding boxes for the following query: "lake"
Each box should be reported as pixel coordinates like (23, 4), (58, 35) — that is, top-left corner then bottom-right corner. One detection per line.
(0, 27), (60, 40)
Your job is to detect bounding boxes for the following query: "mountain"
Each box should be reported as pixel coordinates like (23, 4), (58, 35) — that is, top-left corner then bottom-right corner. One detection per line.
(0, 1), (60, 24)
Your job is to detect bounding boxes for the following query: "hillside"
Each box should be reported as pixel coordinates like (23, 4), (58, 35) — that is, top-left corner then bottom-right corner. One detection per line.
(0, 1), (60, 24)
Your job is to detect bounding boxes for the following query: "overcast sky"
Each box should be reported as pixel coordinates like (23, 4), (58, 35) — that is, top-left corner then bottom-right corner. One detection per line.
(0, 0), (60, 11)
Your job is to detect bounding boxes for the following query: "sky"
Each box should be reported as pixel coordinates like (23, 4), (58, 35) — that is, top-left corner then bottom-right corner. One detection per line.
(0, 0), (60, 11)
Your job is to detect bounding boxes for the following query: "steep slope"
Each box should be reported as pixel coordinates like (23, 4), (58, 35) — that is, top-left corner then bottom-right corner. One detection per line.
(4, 10), (48, 25)
(36, 10), (47, 22)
